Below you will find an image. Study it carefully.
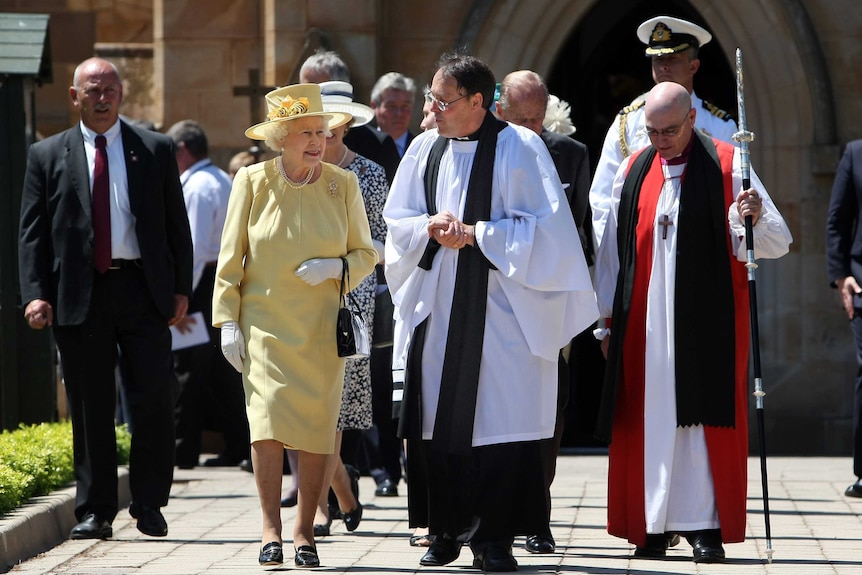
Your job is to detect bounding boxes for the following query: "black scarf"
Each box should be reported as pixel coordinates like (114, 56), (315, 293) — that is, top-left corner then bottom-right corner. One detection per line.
(596, 131), (737, 443)
(402, 111), (506, 455)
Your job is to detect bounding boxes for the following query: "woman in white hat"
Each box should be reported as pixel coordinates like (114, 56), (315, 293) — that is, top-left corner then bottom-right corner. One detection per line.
(301, 81), (389, 537)
(212, 83), (377, 567)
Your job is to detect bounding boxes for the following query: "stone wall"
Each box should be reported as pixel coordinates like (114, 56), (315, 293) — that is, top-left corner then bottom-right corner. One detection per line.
(4, 0), (862, 455)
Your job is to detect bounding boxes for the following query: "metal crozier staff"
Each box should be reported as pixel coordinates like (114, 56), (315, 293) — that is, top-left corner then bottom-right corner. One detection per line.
(732, 46), (774, 563)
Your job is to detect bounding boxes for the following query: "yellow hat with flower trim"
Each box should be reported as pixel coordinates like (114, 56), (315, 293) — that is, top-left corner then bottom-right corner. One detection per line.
(244, 83), (350, 140)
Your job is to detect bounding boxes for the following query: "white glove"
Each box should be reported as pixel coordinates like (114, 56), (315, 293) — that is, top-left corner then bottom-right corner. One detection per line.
(220, 321), (246, 373)
(372, 239), (385, 263)
(295, 258), (343, 286)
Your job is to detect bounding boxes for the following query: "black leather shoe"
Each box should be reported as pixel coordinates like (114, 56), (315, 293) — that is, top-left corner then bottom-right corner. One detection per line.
(70, 513), (112, 540)
(846, 478), (862, 498)
(633, 532), (680, 558)
(203, 454), (240, 467)
(686, 529), (725, 563)
(313, 517), (332, 537)
(419, 538), (461, 566)
(525, 534), (555, 554)
(238, 459), (253, 473)
(294, 544), (320, 568)
(375, 478), (399, 496)
(472, 546), (518, 572)
(281, 492), (297, 507)
(129, 502), (168, 537)
(259, 541), (283, 565)
(343, 503), (363, 532)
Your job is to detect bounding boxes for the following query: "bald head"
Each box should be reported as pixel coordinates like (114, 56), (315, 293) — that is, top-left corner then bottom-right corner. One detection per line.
(646, 81), (692, 118)
(70, 57), (124, 134)
(644, 82), (696, 160)
(496, 70), (548, 135)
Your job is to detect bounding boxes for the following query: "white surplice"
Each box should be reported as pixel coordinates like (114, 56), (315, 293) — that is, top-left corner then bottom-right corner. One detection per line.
(593, 150), (793, 533)
(384, 123), (599, 447)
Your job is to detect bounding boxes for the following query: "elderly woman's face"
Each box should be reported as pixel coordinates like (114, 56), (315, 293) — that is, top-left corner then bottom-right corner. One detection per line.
(280, 116), (328, 168)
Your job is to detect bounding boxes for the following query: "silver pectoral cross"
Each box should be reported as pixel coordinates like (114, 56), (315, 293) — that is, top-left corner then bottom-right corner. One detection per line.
(659, 214), (673, 240)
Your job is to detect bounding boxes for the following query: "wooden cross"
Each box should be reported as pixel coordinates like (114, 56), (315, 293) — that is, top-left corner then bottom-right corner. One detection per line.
(233, 69), (276, 127)
(659, 214), (673, 239)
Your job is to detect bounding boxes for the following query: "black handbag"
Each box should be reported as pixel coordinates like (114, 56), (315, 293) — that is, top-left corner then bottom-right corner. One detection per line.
(337, 258), (370, 358)
(372, 265), (394, 348)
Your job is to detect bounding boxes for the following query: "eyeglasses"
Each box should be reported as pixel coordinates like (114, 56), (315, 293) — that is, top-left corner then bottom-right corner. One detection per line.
(643, 111), (692, 138)
(423, 91), (467, 112)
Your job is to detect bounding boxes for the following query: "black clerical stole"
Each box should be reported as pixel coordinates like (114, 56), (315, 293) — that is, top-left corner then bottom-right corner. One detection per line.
(417, 112), (506, 455)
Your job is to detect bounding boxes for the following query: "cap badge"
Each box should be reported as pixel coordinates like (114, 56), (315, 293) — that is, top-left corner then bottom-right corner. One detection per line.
(651, 23), (672, 43)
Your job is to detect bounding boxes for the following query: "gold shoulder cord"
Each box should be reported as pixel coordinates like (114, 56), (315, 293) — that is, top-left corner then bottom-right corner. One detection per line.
(617, 98), (646, 159)
(619, 113), (631, 158)
(702, 99), (731, 121)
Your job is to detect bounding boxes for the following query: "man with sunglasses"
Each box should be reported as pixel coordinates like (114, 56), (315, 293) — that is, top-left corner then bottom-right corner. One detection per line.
(590, 16), (739, 249)
(592, 81), (791, 563)
(384, 52), (598, 571)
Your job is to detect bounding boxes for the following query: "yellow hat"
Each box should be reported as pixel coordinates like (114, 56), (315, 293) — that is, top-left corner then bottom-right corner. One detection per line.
(637, 16), (712, 57)
(244, 83), (350, 140)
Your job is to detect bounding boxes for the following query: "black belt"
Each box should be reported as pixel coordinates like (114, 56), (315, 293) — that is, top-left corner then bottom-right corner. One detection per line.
(204, 260), (218, 268)
(108, 258), (142, 270)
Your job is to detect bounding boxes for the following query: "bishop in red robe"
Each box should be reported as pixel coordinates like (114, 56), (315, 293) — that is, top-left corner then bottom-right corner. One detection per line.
(592, 82), (792, 563)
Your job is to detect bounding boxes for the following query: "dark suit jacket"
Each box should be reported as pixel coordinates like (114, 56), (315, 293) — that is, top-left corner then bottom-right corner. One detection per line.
(540, 129), (593, 264)
(827, 140), (862, 287)
(343, 119), (411, 185)
(18, 120), (193, 325)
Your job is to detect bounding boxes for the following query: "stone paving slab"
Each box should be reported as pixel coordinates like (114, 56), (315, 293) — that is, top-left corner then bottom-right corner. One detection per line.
(3, 455), (862, 574)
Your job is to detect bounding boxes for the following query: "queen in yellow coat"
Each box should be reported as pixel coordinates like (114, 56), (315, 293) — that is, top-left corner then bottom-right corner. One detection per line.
(212, 84), (376, 568)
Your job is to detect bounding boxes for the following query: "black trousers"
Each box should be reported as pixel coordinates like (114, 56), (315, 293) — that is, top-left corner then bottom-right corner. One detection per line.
(174, 266), (250, 464)
(369, 343), (402, 482)
(851, 313), (862, 477)
(417, 439), (549, 547)
(54, 267), (175, 522)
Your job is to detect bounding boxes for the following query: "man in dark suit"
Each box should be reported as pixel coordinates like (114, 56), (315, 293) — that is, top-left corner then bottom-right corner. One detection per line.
(826, 139), (862, 498)
(496, 69), (603, 555)
(355, 71), (418, 498)
(18, 57), (193, 540)
(344, 71), (416, 186)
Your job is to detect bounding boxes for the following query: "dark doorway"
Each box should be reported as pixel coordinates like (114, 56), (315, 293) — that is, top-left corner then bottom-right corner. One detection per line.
(549, 0), (737, 449)
(546, 0), (736, 174)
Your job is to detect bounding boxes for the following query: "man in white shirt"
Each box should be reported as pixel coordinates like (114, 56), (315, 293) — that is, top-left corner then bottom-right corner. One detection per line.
(167, 120), (250, 470)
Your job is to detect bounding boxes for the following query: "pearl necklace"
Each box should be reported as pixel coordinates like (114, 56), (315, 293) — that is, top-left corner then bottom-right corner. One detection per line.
(278, 156), (314, 189)
(336, 146), (350, 168)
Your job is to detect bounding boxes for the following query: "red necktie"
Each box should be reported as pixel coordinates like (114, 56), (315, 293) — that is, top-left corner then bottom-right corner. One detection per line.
(93, 134), (112, 273)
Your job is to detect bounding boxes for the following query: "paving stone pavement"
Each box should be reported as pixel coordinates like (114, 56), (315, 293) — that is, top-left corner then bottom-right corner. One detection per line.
(3, 455), (862, 574)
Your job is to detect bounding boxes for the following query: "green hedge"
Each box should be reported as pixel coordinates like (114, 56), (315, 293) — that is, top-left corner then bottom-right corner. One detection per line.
(0, 421), (131, 515)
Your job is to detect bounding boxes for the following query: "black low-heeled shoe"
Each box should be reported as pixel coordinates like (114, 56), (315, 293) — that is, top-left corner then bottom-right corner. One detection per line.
(259, 541), (283, 565)
(313, 517), (331, 537)
(295, 544), (320, 568)
(342, 502), (363, 532)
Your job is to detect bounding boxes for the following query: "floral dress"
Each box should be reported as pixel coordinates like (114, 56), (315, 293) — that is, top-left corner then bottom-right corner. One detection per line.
(337, 154), (389, 430)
